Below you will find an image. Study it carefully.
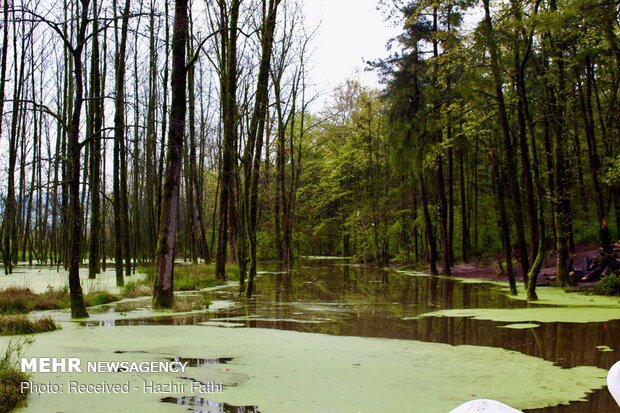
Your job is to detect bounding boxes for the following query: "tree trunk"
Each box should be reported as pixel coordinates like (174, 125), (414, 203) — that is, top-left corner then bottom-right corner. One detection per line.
(215, 0), (240, 281)
(246, 0), (282, 297)
(88, 0), (102, 278)
(419, 174), (438, 276)
(578, 57), (613, 254)
(67, 0), (91, 319)
(483, 0), (529, 283)
(492, 151), (518, 296)
(113, 0), (131, 287)
(547, 0), (571, 287)
(152, 0), (189, 309)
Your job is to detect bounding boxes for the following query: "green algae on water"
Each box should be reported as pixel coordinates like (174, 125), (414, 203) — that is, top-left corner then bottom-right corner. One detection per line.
(421, 307), (620, 323)
(6, 325), (608, 413)
(506, 286), (620, 307)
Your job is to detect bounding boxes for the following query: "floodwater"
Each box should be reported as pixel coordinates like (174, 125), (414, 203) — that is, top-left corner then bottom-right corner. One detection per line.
(81, 259), (619, 412)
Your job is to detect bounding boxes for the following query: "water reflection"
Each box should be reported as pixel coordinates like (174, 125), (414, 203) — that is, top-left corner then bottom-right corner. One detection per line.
(524, 388), (617, 413)
(167, 357), (234, 367)
(161, 396), (259, 413)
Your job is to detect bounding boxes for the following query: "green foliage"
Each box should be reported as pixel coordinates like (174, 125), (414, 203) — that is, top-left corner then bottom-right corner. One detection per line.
(0, 315), (58, 336)
(138, 266), (157, 284)
(85, 291), (121, 307)
(592, 274), (620, 296)
(139, 264), (238, 292)
(602, 155), (620, 186)
(121, 281), (152, 298)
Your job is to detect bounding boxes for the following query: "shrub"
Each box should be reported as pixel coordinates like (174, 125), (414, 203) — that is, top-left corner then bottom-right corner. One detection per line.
(33, 287), (71, 311)
(592, 274), (620, 296)
(85, 291), (121, 307)
(0, 287), (71, 314)
(122, 281), (152, 298)
(0, 288), (36, 314)
(0, 316), (58, 336)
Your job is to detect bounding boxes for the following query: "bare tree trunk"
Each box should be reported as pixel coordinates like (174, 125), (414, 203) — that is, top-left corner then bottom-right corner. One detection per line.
(215, 0), (240, 281)
(67, 0), (91, 319)
(113, 0), (131, 287)
(3, 11), (26, 274)
(246, 0), (282, 297)
(88, 0), (102, 278)
(157, 0), (170, 238)
(145, 1), (158, 261)
(152, 0), (189, 309)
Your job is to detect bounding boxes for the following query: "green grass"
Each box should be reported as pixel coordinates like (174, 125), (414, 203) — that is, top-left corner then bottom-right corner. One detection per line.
(0, 315), (58, 336)
(84, 291), (121, 307)
(171, 295), (212, 312)
(121, 280), (152, 298)
(0, 339), (30, 411)
(138, 263), (239, 292)
(0, 287), (70, 314)
(0, 287), (125, 314)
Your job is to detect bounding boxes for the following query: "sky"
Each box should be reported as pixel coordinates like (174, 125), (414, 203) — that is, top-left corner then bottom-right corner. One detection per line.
(301, 0), (402, 106)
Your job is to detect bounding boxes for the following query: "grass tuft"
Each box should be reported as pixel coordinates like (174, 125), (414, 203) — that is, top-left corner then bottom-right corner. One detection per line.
(171, 295), (212, 312)
(0, 286), (125, 314)
(0, 315), (58, 336)
(0, 288), (37, 314)
(122, 281), (152, 298)
(84, 290), (121, 307)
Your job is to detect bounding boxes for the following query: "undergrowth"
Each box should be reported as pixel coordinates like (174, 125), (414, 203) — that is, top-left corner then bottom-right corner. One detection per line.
(0, 316), (58, 336)
(0, 339), (30, 411)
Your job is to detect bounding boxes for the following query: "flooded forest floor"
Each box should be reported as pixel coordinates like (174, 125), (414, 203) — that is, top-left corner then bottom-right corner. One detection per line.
(0, 258), (619, 413)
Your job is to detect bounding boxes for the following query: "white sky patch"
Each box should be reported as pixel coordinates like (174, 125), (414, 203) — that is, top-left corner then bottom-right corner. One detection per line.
(301, 0), (401, 106)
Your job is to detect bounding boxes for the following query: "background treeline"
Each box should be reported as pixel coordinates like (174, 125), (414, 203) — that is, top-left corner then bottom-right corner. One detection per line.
(297, 0), (620, 299)
(366, 0), (620, 297)
(0, 0), (619, 315)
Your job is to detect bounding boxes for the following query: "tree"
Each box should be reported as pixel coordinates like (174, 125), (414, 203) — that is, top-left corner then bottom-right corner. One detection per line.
(152, 0), (190, 309)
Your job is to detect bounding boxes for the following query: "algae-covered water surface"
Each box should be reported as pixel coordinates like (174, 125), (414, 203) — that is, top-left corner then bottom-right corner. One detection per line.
(6, 259), (620, 412)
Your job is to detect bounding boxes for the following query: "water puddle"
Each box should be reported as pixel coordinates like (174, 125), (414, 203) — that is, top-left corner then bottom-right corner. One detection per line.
(161, 396), (259, 412)
(168, 357), (234, 367)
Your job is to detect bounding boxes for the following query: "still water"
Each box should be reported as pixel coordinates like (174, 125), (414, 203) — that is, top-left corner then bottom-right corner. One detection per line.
(86, 259), (620, 412)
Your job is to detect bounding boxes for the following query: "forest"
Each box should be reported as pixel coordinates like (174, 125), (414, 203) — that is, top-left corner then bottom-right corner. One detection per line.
(0, 0), (620, 412)
(0, 0), (619, 316)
